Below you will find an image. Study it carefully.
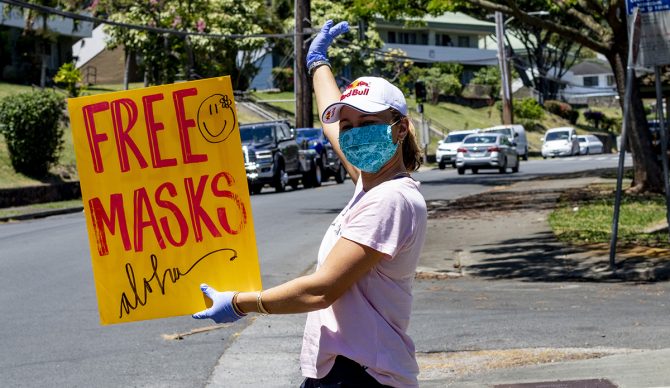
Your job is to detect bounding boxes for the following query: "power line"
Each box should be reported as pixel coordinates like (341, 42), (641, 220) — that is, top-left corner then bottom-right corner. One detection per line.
(0, 0), (306, 39)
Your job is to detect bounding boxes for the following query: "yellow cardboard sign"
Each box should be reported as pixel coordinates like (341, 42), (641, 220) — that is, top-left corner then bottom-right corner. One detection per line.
(67, 76), (261, 325)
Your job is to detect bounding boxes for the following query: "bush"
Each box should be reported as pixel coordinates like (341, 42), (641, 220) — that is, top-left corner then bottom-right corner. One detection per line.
(545, 100), (579, 124)
(53, 62), (83, 97)
(567, 110), (580, 124)
(515, 97), (544, 120)
(0, 91), (65, 177)
(583, 109), (605, 129)
(517, 119), (542, 132)
(271, 67), (293, 92)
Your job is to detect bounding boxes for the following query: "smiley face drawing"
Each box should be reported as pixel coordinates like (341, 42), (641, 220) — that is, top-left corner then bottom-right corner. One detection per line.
(196, 94), (237, 143)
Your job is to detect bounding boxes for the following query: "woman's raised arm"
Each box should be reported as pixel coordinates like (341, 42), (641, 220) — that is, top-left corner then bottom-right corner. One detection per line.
(307, 21), (360, 184)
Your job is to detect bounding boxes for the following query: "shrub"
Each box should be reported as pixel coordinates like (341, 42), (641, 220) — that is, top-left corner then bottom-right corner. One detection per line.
(0, 91), (65, 177)
(515, 97), (544, 120)
(545, 100), (579, 124)
(53, 62), (83, 97)
(567, 110), (580, 124)
(583, 109), (605, 128)
(517, 119), (541, 132)
(271, 67), (294, 92)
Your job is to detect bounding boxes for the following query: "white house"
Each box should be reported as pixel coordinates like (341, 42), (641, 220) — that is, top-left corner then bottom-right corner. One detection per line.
(375, 12), (498, 84)
(376, 12), (497, 65)
(249, 12), (500, 90)
(559, 59), (618, 103)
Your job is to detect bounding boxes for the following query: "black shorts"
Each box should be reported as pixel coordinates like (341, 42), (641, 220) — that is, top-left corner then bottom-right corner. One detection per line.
(300, 355), (392, 388)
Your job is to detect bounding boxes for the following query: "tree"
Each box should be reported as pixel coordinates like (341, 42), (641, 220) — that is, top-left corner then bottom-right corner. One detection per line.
(97, 0), (268, 89)
(353, 0), (664, 193)
(471, 66), (501, 100)
(415, 66), (462, 103)
(506, 21), (582, 105)
(310, 0), (385, 81)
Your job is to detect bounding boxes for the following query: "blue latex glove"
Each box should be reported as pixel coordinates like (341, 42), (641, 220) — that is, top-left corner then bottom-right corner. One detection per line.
(306, 20), (350, 68)
(192, 283), (244, 323)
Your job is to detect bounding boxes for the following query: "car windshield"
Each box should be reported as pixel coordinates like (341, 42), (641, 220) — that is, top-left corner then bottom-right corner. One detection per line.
(240, 126), (274, 144)
(546, 131), (570, 141)
(578, 137), (586, 143)
(485, 128), (512, 136)
(297, 129), (321, 138)
(445, 133), (469, 143)
(463, 135), (497, 144)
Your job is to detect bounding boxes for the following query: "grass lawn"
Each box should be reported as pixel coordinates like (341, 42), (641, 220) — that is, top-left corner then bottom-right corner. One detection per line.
(549, 181), (669, 248)
(0, 131), (78, 188)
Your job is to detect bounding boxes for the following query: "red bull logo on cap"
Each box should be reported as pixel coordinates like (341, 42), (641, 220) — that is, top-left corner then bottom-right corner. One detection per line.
(340, 80), (370, 101)
(324, 107), (335, 121)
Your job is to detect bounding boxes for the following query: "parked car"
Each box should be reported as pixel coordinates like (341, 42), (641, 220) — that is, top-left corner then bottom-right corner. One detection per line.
(648, 119), (669, 156)
(240, 120), (316, 194)
(577, 135), (604, 155)
(541, 126), (580, 158)
(435, 129), (478, 169)
(295, 127), (347, 186)
(456, 133), (519, 174)
(480, 124), (528, 160)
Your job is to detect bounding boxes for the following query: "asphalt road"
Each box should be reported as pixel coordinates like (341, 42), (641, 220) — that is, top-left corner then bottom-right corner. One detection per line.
(0, 154), (641, 387)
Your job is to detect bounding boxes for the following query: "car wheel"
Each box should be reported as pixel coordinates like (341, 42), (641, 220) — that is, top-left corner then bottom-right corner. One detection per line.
(313, 161), (323, 187)
(334, 164), (346, 183)
(250, 184), (263, 195)
(498, 157), (507, 174)
(438, 161), (446, 170)
(457, 167), (465, 175)
(472, 168), (479, 174)
(273, 164), (287, 192)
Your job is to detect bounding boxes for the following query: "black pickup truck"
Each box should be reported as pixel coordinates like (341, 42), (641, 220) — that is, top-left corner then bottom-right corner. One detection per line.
(240, 120), (318, 194)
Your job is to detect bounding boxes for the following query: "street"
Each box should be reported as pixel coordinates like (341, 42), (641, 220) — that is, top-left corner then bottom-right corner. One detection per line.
(3, 154), (662, 388)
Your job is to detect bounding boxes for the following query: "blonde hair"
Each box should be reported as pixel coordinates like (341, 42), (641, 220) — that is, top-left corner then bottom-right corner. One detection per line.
(391, 110), (423, 171)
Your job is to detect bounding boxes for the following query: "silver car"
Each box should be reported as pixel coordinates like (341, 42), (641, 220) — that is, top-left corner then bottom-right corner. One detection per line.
(456, 133), (520, 175)
(577, 135), (604, 155)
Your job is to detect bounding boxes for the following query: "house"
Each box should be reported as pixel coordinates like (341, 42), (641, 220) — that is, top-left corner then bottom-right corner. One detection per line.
(0, 4), (93, 85)
(249, 12), (499, 91)
(559, 59), (618, 104)
(375, 12), (498, 84)
(72, 25), (141, 85)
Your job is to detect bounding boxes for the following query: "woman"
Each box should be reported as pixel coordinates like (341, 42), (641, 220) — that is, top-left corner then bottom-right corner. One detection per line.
(192, 20), (427, 387)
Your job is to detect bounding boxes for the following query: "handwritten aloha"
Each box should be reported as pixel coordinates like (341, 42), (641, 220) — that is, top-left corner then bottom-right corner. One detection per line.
(119, 248), (238, 318)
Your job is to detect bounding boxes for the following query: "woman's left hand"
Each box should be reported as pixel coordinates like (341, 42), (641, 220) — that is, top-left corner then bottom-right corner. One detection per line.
(192, 283), (244, 323)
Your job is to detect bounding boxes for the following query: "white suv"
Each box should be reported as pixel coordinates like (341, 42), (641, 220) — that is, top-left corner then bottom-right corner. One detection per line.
(435, 130), (478, 169)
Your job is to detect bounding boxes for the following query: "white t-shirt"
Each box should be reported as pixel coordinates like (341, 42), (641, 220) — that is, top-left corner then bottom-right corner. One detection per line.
(300, 176), (427, 387)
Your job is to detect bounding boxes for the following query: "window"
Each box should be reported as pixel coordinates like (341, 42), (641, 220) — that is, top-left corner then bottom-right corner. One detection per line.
(436, 33), (453, 47)
(419, 33), (428, 45)
(606, 75), (615, 86)
(457, 36), (470, 47)
(387, 31), (396, 43)
(399, 32), (416, 44)
(583, 76), (599, 87)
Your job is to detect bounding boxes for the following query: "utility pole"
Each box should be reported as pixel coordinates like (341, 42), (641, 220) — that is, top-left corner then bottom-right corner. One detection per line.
(294, 0), (312, 129)
(495, 11), (513, 124)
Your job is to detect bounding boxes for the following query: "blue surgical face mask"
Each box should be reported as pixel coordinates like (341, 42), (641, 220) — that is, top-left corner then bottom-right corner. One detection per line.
(339, 121), (399, 173)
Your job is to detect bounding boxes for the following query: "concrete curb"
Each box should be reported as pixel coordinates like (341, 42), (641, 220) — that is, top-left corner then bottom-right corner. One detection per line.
(0, 206), (84, 223)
